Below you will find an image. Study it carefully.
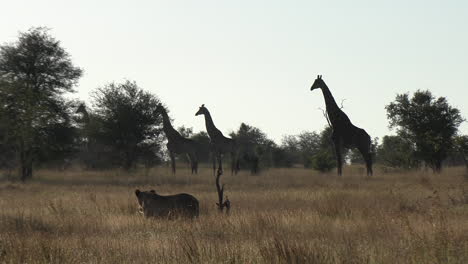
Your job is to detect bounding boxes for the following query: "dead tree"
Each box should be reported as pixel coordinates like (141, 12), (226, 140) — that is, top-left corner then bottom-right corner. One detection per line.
(215, 167), (230, 214)
(318, 107), (332, 128)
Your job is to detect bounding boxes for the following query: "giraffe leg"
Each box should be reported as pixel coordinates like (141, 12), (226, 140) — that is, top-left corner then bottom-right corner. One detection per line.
(217, 153), (223, 174)
(192, 153), (198, 174)
(186, 153), (194, 174)
(169, 151), (176, 174)
(230, 152), (235, 175)
(212, 152), (217, 175)
(231, 148), (240, 175)
(358, 146), (373, 176)
(360, 150), (372, 176)
(357, 129), (373, 176)
(189, 151), (198, 174)
(365, 153), (373, 176)
(333, 138), (343, 176)
(236, 151), (240, 174)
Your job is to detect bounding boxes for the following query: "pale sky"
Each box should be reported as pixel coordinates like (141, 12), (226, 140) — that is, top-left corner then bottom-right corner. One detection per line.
(1, 0), (467, 143)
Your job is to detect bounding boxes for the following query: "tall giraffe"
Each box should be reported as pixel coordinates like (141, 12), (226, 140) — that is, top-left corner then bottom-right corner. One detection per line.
(75, 103), (95, 169)
(310, 75), (373, 176)
(75, 103), (90, 152)
(76, 103), (90, 123)
(156, 104), (199, 174)
(195, 104), (239, 175)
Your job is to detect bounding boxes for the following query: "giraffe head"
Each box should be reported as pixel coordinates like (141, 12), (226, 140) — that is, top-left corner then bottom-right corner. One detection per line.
(310, 75), (325, 91)
(155, 103), (165, 114)
(195, 104), (208, 116)
(76, 103), (86, 114)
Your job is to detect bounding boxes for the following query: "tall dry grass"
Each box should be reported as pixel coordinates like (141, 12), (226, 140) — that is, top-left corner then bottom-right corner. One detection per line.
(0, 165), (467, 263)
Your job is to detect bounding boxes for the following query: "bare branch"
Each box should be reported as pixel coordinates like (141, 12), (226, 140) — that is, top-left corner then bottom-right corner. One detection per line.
(215, 167), (230, 214)
(340, 99), (346, 109)
(318, 107), (331, 128)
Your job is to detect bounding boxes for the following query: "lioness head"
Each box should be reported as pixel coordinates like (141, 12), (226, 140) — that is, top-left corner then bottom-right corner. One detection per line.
(135, 189), (154, 214)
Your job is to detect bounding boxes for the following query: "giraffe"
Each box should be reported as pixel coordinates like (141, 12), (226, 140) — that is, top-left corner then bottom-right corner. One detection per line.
(75, 103), (99, 169)
(195, 104), (239, 175)
(156, 104), (199, 174)
(75, 103), (90, 152)
(76, 103), (90, 125)
(310, 75), (373, 176)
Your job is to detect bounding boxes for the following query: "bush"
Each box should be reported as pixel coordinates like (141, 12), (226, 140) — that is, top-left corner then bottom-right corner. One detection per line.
(311, 150), (336, 172)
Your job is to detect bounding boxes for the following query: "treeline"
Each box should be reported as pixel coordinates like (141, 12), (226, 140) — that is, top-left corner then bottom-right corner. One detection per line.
(1, 28), (467, 180)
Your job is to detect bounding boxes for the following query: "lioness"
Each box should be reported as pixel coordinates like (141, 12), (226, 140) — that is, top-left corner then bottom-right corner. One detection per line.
(135, 189), (199, 218)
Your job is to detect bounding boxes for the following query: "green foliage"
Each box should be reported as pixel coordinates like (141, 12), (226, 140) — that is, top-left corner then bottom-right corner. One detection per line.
(0, 117), (16, 171)
(377, 135), (419, 169)
(231, 123), (276, 173)
(297, 132), (321, 168)
(279, 126), (336, 171)
(269, 146), (293, 168)
(453, 135), (468, 169)
(178, 126), (194, 138)
(168, 126), (195, 164)
(91, 80), (164, 170)
(311, 149), (336, 172)
(279, 135), (301, 167)
(0, 27), (82, 180)
(190, 131), (211, 163)
(386, 90), (464, 172)
(280, 131), (322, 168)
(310, 126), (336, 172)
(72, 102), (118, 169)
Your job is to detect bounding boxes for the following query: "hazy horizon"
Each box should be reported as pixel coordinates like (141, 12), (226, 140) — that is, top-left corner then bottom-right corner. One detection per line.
(1, 0), (467, 143)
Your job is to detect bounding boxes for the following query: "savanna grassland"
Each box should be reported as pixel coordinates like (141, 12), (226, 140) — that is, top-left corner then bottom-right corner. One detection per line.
(0, 166), (467, 264)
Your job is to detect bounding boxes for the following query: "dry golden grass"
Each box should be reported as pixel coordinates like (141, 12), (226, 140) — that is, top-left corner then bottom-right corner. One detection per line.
(0, 165), (467, 263)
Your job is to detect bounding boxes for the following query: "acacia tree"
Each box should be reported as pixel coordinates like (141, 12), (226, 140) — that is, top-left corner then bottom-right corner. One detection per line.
(386, 90), (464, 172)
(310, 126), (336, 172)
(280, 135), (301, 167)
(231, 123), (276, 173)
(297, 131), (321, 168)
(279, 128), (334, 169)
(0, 28), (82, 180)
(92, 80), (164, 170)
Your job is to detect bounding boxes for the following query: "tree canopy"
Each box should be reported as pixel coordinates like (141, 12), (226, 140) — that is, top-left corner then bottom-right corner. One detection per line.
(91, 80), (164, 170)
(376, 135), (419, 169)
(0, 27), (82, 180)
(231, 123), (276, 173)
(386, 90), (464, 172)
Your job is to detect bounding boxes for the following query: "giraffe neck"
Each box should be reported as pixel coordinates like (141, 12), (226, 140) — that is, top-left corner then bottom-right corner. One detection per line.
(320, 84), (348, 127)
(160, 109), (180, 140)
(203, 110), (223, 139)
